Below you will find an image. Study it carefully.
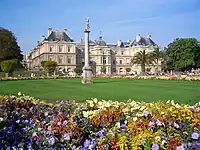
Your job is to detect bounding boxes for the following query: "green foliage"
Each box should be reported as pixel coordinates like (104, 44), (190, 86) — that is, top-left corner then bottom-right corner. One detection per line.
(74, 67), (82, 75)
(126, 68), (131, 72)
(165, 38), (200, 71)
(150, 47), (165, 73)
(43, 61), (57, 73)
(0, 28), (23, 63)
(150, 47), (164, 64)
(131, 50), (153, 73)
(0, 59), (17, 74)
(41, 61), (47, 68)
(100, 67), (106, 74)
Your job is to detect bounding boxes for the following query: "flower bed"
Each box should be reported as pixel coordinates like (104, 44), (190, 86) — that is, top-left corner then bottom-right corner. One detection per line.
(0, 95), (199, 149)
(1, 75), (200, 81)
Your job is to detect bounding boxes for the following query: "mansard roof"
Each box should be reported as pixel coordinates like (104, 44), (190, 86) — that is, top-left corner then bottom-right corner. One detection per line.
(47, 30), (73, 42)
(131, 35), (156, 46)
(95, 33), (107, 46)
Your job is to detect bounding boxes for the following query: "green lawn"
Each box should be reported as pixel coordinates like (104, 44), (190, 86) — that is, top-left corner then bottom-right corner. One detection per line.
(0, 78), (200, 104)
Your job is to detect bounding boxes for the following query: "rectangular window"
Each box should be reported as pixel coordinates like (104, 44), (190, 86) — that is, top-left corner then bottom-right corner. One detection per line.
(101, 57), (103, 64)
(58, 57), (62, 64)
(108, 56), (111, 64)
(49, 47), (52, 52)
(59, 46), (62, 52)
(126, 58), (130, 64)
(68, 46), (70, 52)
(113, 60), (115, 65)
(67, 57), (71, 64)
(120, 60), (123, 64)
(121, 51), (124, 55)
(103, 57), (106, 64)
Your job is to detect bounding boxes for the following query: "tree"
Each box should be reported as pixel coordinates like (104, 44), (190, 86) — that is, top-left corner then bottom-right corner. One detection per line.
(131, 50), (153, 75)
(43, 61), (57, 75)
(165, 38), (200, 71)
(150, 47), (164, 74)
(100, 67), (106, 74)
(1, 59), (18, 77)
(41, 61), (47, 68)
(74, 67), (82, 75)
(126, 68), (131, 73)
(0, 28), (23, 64)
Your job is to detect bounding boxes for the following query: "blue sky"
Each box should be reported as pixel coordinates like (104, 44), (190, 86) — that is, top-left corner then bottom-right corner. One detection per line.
(0, 0), (200, 54)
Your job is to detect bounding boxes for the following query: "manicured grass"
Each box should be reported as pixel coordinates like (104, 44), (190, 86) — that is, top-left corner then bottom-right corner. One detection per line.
(0, 78), (200, 104)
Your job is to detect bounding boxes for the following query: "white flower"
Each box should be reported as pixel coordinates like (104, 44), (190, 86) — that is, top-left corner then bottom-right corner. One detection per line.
(83, 111), (89, 118)
(132, 117), (138, 121)
(162, 140), (166, 145)
(98, 101), (103, 106)
(174, 123), (180, 128)
(18, 92), (22, 96)
(16, 120), (20, 123)
(44, 112), (49, 116)
(32, 132), (37, 137)
(176, 145), (185, 150)
(116, 122), (120, 128)
(0, 117), (3, 122)
(93, 98), (98, 103)
(155, 136), (161, 141)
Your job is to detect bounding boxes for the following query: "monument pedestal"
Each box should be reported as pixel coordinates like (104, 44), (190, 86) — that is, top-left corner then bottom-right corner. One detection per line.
(81, 66), (93, 84)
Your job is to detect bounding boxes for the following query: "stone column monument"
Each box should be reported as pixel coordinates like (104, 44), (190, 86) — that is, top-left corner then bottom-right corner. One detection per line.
(81, 17), (93, 84)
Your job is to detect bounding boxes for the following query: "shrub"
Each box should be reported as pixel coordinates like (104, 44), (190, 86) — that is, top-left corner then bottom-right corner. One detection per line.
(0, 59), (17, 77)
(43, 61), (57, 74)
(74, 67), (83, 75)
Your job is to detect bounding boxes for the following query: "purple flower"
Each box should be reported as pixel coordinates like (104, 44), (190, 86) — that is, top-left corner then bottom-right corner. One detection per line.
(57, 122), (62, 126)
(96, 130), (104, 138)
(195, 143), (200, 149)
(63, 134), (70, 141)
(191, 132), (199, 140)
(84, 139), (90, 148)
(148, 121), (155, 126)
(143, 111), (150, 117)
(152, 144), (159, 150)
(89, 139), (96, 149)
(63, 120), (68, 125)
(47, 136), (55, 145)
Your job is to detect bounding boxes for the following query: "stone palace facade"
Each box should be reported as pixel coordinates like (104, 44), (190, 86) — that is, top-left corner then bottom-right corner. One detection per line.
(24, 28), (161, 75)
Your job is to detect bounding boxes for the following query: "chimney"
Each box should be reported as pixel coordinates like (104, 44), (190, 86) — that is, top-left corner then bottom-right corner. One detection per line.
(41, 35), (45, 42)
(136, 34), (141, 42)
(117, 40), (122, 47)
(37, 41), (40, 45)
(80, 38), (83, 44)
(147, 35), (151, 39)
(48, 28), (52, 36)
(64, 28), (68, 34)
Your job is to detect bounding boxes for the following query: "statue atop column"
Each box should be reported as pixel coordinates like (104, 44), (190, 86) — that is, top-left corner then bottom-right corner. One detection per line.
(81, 17), (93, 84)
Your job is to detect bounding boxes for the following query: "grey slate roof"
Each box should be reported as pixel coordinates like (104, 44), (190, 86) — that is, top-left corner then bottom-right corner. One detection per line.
(131, 37), (156, 46)
(47, 31), (73, 42)
(95, 36), (107, 46)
